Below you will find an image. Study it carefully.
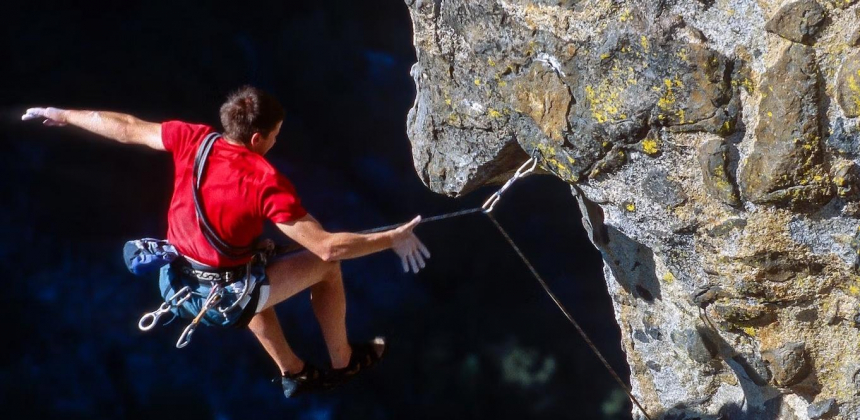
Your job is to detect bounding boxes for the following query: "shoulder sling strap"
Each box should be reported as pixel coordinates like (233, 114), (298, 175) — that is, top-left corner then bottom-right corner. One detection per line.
(192, 132), (255, 259)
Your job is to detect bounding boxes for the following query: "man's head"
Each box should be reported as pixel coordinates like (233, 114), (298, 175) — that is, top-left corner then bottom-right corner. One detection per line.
(220, 85), (285, 155)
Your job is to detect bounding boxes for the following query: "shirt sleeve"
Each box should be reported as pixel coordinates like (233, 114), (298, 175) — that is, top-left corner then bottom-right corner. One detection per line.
(261, 173), (308, 223)
(161, 120), (213, 154)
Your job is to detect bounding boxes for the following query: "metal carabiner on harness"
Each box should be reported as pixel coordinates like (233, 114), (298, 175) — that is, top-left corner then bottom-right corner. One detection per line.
(138, 286), (192, 331)
(218, 261), (254, 314)
(176, 285), (223, 349)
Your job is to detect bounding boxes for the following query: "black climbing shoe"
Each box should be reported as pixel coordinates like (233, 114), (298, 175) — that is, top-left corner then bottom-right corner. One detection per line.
(326, 337), (387, 388)
(275, 363), (327, 398)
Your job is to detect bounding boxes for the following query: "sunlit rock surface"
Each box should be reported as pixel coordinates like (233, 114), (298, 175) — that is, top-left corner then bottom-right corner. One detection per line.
(406, 0), (860, 418)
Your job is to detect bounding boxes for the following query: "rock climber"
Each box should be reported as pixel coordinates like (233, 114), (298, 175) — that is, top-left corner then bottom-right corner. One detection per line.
(21, 85), (431, 397)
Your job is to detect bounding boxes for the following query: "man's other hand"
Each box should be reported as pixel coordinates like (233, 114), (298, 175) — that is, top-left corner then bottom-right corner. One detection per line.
(391, 216), (431, 274)
(22, 107), (67, 126)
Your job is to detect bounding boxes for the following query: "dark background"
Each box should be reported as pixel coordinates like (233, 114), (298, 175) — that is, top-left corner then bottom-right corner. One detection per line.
(1, 1), (631, 419)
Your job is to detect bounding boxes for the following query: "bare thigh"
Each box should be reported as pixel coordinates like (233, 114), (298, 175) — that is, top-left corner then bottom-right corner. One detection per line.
(258, 250), (339, 312)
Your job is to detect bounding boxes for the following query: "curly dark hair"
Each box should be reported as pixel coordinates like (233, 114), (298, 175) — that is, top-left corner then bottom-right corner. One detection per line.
(219, 86), (285, 144)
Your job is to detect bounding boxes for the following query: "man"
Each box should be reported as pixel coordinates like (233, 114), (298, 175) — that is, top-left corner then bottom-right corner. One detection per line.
(21, 85), (431, 397)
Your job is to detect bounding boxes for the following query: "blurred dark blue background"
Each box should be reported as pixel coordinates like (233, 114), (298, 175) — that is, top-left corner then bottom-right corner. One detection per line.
(1, 1), (631, 419)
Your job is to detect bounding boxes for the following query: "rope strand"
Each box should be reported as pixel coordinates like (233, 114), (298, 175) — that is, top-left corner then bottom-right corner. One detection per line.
(485, 212), (653, 420)
(359, 207), (484, 234)
(271, 155), (652, 418)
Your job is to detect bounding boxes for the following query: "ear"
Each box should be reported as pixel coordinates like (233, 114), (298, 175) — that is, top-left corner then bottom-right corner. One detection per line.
(249, 132), (264, 147)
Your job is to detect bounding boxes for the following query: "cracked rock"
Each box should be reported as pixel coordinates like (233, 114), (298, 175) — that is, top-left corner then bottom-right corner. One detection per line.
(807, 398), (838, 419)
(764, 0), (826, 45)
(762, 342), (812, 387)
(837, 51), (860, 118)
(699, 138), (741, 206)
(739, 44), (831, 210)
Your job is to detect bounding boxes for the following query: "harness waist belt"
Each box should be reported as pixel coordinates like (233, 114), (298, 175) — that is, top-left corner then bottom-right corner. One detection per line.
(180, 266), (244, 283)
(176, 257), (246, 284)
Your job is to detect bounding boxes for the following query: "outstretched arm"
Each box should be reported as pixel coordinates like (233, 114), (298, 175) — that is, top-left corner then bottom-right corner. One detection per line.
(22, 107), (164, 151)
(277, 213), (431, 273)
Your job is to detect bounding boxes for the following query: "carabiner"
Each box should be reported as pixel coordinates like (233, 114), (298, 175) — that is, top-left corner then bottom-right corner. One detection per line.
(176, 322), (197, 348)
(138, 286), (192, 331)
(138, 302), (172, 331)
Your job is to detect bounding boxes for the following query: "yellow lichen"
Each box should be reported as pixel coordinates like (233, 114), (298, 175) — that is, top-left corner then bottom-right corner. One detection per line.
(848, 73), (860, 112)
(640, 36), (650, 53)
(487, 58), (496, 67)
(487, 108), (503, 119)
(534, 143), (576, 182)
(474, 78), (482, 86)
(742, 326), (756, 337)
(661, 272), (675, 284)
(625, 202), (636, 212)
(642, 139), (660, 155)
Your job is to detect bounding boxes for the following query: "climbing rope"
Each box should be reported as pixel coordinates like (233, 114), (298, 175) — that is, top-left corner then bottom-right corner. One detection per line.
(484, 212), (652, 420)
(476, 155), (652, 419)
(359, 207), (484, 234)
(281, 153), (653, 417)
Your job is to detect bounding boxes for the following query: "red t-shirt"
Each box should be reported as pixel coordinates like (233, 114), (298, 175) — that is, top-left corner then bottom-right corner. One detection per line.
(162, 120), (307, 267)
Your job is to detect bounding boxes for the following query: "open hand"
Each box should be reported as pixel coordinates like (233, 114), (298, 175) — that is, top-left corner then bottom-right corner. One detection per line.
(391, 216), (431, 274)
(22, 107), (67, 126)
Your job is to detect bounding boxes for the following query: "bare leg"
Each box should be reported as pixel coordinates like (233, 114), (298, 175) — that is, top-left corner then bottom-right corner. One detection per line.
(249, 250), (351, 371)
(310, 263), (351, 368)
(247, 307), (304, 374)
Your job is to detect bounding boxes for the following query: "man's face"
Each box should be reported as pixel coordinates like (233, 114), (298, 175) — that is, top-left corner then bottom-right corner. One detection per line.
(252, 121), (283, 156)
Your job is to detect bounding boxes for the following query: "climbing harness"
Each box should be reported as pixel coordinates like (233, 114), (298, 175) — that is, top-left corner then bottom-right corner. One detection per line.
(136, 132), (268, 348)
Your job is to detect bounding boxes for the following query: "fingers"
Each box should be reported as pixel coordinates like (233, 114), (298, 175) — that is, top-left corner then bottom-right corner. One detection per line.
(417, 238), (431, 259)
(398, 237), (429, 274)
(400, 255), (409, 273)
(22, 107), (66, 126)
(413, 248), (426, 269)
(21, 108), (46, 121)
(407, 253), (419, 273)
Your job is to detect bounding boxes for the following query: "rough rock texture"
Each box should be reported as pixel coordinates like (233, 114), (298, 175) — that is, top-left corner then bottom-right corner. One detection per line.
(740, 43), (832, 209)
(406, 0), (860, 418)
(838, 51), (860, 118)
(765, 0), (827, 45)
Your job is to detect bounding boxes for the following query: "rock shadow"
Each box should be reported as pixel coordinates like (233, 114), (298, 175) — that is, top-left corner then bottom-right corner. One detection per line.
(573, 187), (662, 302)
(604, 226), (662, 302)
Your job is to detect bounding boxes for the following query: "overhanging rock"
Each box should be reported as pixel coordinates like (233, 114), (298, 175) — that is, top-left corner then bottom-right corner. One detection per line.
(406, 0), (860, 418)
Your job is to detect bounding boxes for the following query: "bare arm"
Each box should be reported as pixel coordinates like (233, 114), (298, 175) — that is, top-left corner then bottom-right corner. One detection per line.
(22, 107), (164, 151)
(277, 213), (431, 273)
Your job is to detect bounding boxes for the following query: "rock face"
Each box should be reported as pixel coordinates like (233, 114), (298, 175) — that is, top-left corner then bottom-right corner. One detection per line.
(838, 51), (860, 118)
(764, 0), (827, 45)
(740, 43), (832, 209)
(405, 0), (860, 418)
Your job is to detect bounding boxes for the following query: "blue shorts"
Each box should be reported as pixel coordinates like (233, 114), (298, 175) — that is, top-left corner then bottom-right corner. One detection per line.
(158, 258), (270, 328)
